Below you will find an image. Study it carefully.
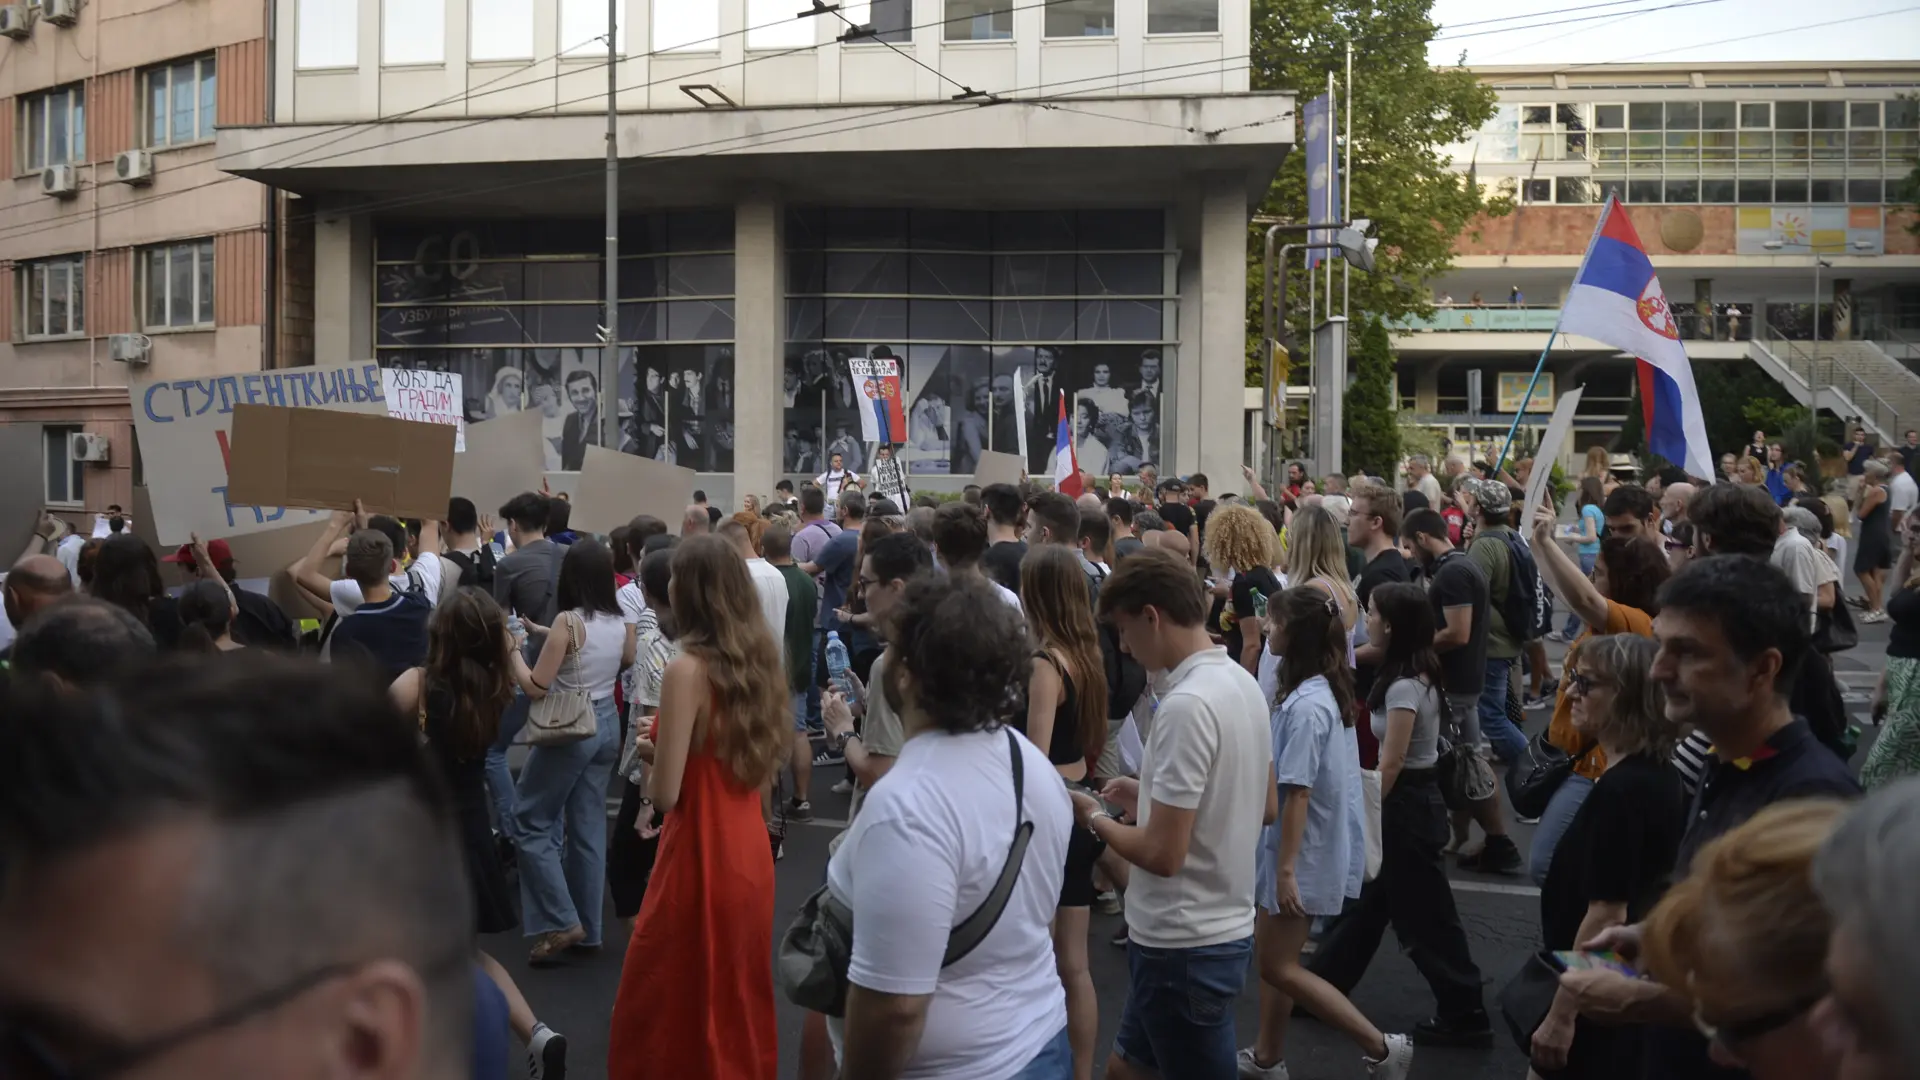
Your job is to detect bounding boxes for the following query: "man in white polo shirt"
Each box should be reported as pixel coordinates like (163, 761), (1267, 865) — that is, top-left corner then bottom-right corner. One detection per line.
(1071, 548), (1273, 1080)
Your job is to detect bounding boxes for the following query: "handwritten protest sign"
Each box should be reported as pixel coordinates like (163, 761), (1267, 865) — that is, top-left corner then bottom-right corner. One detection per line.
(132, 361), (389, 547)
(382, 368), (466, 451)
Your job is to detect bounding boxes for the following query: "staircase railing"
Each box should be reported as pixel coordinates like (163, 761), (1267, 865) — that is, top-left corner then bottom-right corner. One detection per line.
(1759, 326), (1902, 438)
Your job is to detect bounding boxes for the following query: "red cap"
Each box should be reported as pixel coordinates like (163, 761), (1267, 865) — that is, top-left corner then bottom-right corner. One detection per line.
(163, 539), (233, 565)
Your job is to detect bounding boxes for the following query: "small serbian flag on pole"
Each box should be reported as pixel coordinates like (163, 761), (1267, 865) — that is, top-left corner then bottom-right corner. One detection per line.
(1054, 391), (1082, 498)
(1559, 196), (1715, 481)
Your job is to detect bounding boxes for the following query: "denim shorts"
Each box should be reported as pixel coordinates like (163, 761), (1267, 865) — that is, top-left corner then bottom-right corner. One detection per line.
(1113, 936), (1252, 1079)
(791, 691), (810, 734)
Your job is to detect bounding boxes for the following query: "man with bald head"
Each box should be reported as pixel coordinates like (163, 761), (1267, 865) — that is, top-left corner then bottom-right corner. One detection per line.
(3, 554), (73, 656)
(1659, 481), (1696, 570)
(682, 504), (712, 537)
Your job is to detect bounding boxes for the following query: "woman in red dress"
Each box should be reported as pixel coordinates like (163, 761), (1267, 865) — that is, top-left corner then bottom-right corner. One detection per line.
(609, 533), (791, 1079)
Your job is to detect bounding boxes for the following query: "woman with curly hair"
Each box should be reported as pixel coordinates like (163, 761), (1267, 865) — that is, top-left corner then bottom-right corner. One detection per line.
(1205, 504), (1281, 673)
(609, 534), (791, 1080)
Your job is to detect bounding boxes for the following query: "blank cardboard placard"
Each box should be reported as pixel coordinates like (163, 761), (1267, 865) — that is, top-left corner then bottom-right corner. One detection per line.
(452, 409), (548, 518)
(225, 405), (457, 521)
(571, 445), (694, 536)
(974, 450), (1025, 489)
(0, 424), (46, 565)
(1521, 387), (1585, 530)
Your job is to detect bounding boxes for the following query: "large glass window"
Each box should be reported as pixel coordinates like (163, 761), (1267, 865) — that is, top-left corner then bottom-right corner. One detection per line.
(470, 0), (535, 60)
(1148, 0), (1218, 33)
(21, 255), (85, 339)
(653, 0), (718, 51)
(140, 240), (215, 330)
(945, 0), (1012, 40)
(785, 208), (1171, 479)
(44, 426), (84, 507)
(844, 0), (911, 42)
(142, 56), (217, 148)
(560, 0), (627, 54)
(746, 0), (814, 48)
(297, 0), (357, 68)
(375, 213), (736, 473)
(22, 86), (85, 171)
(1046, 0), (1114, 36)
(384, 0), (445, 64)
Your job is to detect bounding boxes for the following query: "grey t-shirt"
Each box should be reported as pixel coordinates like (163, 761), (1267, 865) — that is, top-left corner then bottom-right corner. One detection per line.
(1378, 676), (1442, 770)
(848, 652), (907, 821)
(493, 538), (562, 627)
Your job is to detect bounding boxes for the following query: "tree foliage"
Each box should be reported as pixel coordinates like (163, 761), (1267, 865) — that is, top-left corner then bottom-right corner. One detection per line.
(1343, 318), (1400, 476)
(1245, 0), (1511, 385)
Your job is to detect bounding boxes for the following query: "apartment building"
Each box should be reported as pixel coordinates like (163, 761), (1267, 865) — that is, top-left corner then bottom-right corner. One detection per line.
(1394, 60), (1920, 460)
(0, 0), (289, 521)
(215, 0), (1290, 495)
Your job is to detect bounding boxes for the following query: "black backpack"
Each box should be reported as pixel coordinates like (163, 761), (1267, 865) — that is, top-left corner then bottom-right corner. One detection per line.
(1082, 562), (1148, 721)
(443, 546), (496, 589)
(1493, 531), (1555, 643)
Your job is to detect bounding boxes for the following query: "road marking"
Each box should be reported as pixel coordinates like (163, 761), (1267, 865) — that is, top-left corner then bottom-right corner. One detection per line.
(1451, 880), (1541, 898)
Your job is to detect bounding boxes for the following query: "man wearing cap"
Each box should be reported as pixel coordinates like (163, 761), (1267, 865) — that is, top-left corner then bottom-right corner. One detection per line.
(164, 538), (298, 651)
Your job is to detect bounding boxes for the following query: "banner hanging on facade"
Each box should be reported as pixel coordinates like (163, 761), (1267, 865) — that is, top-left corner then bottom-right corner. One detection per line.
(848, 354), (906, 445)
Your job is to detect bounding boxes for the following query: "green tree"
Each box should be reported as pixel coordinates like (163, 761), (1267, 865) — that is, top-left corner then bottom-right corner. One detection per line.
(1245, 0), (1511, 385)
(1343, 318), (1400, 476)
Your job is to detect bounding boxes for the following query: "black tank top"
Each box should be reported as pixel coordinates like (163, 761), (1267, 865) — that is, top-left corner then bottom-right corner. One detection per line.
(1026, 651), (1085, 766)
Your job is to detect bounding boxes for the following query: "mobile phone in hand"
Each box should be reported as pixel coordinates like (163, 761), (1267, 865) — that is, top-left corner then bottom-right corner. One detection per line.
(1550, 950), (1637, 977)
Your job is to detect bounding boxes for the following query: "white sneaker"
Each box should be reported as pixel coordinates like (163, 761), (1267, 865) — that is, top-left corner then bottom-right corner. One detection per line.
(527, 1024), (568, 1080)
(830, 778), (855, 795)
(1364, 1034), (1413, 1080)
(1236, 1046), (1290, 1079)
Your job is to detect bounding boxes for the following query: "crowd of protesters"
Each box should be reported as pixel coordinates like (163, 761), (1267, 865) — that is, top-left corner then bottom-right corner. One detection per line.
(0, 441), (1913, 1080)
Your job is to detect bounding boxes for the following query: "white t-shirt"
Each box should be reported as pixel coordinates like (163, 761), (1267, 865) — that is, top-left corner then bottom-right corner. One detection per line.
(827, 727), (1070, 1080)
(616, 579), (648, 624)
(744, 558), (790, 663)
(817, 469), (859, 506)
(55, 533), (86, 589)
(1771, 529), (1827, 628)
(992, 580), (1023, 612)
(1124, 647), (1271, 949)
(329, 554), (444, 616)
(1891, 470), (1918, 515)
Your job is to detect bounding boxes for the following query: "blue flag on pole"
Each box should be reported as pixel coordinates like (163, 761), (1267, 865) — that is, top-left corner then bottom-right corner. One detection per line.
(1305, 92), (1340, 269)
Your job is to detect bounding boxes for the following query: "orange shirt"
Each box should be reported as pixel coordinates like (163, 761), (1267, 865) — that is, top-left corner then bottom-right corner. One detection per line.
(1549, 600), (1655, 779)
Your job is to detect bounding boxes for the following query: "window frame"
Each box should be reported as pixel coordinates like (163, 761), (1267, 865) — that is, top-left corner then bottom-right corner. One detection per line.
(20, 254), (87, 341)
(1145, 0), (1220, 35)
(1592, 103), (1627, 131)
(943, 0), (1015, 41)
(1041, 0), (1116, 38)
(138, 239), (217, 332)
(141, 55), (218, 151)
(20, 84), (86, 172)
(43, 425), (85, 509)
(1738, 101), (1772, 129)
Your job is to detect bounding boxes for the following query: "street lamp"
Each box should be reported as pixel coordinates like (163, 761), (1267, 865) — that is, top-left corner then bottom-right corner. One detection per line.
(1762, 236), (1874, 440)
(1259, 220), (1379, 481)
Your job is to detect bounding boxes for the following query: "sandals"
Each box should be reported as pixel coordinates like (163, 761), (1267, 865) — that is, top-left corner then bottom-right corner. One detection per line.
(528, 927), (586, 967)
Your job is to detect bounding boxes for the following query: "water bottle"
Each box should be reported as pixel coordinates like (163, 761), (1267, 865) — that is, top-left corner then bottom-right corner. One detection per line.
(825, 631), (854, 698)
(506, 614), (525, 642)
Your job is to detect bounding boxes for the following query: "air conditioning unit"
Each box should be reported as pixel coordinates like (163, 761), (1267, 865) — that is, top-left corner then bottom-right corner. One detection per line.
(114, 150), (153, 185)
(43, 0), (76, 27)
(41, 165), (78, 198)
(68, 432), (110, 463)
(108, 333), (152, 365)
(0, 4), (29, 39)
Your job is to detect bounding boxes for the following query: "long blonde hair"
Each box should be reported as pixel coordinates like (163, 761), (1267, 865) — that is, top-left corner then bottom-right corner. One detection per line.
(1584, 444), (1610, 479)
(1286, 504), (1355, 619)
(668, 535), (790, 789)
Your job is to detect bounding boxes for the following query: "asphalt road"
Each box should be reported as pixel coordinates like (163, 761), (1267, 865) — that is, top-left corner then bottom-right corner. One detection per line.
(481, 615), (1889, 1080)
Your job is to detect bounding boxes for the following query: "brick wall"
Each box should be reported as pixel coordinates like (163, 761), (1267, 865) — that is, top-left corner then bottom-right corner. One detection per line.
(277, 202), (315, 368)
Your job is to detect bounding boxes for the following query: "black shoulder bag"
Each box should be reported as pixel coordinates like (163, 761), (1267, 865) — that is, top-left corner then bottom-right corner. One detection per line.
(777, 727), (1035, 1018)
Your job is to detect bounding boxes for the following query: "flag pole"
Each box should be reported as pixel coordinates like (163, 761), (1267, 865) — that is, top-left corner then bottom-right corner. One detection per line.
(1493, 196), (1618, 476)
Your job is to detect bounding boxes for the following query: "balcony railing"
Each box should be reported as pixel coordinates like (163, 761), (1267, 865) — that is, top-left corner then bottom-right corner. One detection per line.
(1395, 307), (1752, 341)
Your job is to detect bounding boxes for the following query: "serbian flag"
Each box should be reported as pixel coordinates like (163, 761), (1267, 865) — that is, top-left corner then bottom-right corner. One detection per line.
(854, 357), (907, 445)
(1053, 391), (1082, 498)
(1559, 197), (1714, 481)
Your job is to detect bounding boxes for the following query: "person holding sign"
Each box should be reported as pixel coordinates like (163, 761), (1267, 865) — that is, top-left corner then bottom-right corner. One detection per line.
(816, 452), (860, 512)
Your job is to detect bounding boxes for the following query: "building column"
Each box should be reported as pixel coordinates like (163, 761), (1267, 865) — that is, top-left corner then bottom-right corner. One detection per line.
(1416, 365), (1439, 414)
(1197, 173), (1249, 485)
(1694, 277), (1713, 340)
(313, 208), (373, 365)
(734, 193), (783, 495)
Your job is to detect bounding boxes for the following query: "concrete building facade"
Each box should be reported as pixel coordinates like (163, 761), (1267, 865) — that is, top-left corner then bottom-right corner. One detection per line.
(218, 0), (1291, 499)
(1, 0), (283, 519)
(1396, 60), (1920, 463)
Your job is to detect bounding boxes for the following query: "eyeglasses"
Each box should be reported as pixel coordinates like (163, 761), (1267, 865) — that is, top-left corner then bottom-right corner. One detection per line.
(1566, 672), (1613, 697)
(1692, 992), (1824, 1051)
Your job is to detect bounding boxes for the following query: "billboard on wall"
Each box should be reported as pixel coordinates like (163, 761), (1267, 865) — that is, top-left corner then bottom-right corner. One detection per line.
(1735, 206), (1883, 256)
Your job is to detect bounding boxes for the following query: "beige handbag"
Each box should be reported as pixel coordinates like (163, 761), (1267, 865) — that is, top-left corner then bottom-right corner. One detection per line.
(519, 614), (596, 746)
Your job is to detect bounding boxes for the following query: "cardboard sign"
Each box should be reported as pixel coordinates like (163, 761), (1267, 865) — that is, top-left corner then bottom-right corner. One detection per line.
(974, 450), (1026, 489)
(132, 361), (390, 546)
(571, 444), (695, 536)
(225, 405), (457, 522)
(1521, 387), (1585, 531)
(0, 424), (45, 566)
(383, 368), (467, 451)
(451, 409), (548, 520)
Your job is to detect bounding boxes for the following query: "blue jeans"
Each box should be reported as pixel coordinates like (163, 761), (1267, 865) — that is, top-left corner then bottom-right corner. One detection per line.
(516, 695), (618, 945)
(1477, 658), (1529, 766)
(804, 628), (825, 729)
(1528, 772), (1596, 887)
(1563, 551), (1598, 637)
(1008, 1027), (1072, 1080)
(485, 691), (531, 841)
(1113, 937), (1252, 1079)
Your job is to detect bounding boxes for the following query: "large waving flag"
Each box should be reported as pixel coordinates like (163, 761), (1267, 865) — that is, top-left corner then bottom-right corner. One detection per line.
(1559, 197), (1715, 481)
(850, 354), (906, 445)
(1053, 392), (1082, 498)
